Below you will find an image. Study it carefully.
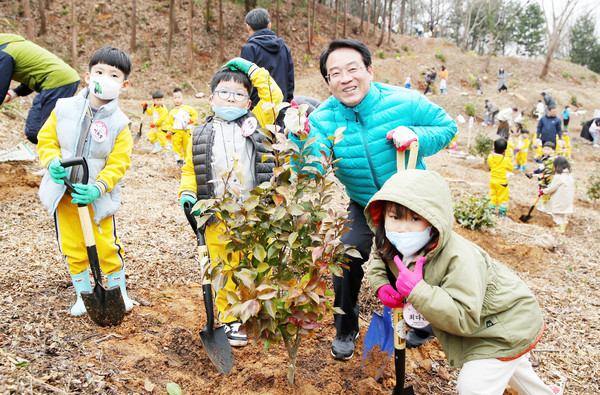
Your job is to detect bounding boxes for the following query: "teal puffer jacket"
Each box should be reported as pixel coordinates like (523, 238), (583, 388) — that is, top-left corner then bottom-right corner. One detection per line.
(307, 82), (456, 207)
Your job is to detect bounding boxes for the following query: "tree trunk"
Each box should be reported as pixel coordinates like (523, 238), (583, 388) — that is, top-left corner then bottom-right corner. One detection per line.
(333, 0), (338, 39)
(365, 0), (370, 40)
(310, 0), (315, 45)
(23, 0), (33, 39)
(307, 0), (311, 54)
(275, 1), (280, 37)
(130, 0), (136, 52)
(71, 0), (77, 69)
(376, 0), (387, 47)
(167, 0), (175, 65)
(541, 37), (560, 78)
(283, 333), (302, 386)
(342, 0), (347, 38)
(37, 0), (47, 35)
(218, 0), (223, 62)
(205, 0), (210, 32)
(359, 0), (364, 34)
(189, 0), (194, 75)
(399, 0), (405, 34)
(387, 0), (392, 44)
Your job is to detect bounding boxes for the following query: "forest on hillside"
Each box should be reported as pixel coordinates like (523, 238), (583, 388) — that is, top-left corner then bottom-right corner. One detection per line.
(3, 0), (600, 82)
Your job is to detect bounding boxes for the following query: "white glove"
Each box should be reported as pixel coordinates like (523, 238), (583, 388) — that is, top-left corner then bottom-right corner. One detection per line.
(386, 126), (418, 151)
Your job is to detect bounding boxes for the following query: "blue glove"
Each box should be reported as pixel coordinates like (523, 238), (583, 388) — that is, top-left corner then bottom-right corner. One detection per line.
(180, 194), (201, 215)
(47, 159), (68, 185)
(71, 184), (101, 205)
(224, 57), (253, 74)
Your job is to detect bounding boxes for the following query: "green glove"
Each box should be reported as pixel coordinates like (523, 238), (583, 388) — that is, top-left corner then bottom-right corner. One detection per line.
(224, 57), (253, 74)
(47, 158), (68, 185)
(180, 194), (201, 215)
(71, 183), (101, 205)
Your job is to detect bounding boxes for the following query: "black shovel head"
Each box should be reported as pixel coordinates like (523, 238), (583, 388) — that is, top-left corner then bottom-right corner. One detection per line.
(81, 283), (126, 327)
(519, 213), (533, 222)
(199, 325), (234, 375)
(391, 348), (415, 395)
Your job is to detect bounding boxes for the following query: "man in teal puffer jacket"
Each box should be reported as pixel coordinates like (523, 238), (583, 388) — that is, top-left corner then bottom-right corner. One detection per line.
(305, 39), (456, 360)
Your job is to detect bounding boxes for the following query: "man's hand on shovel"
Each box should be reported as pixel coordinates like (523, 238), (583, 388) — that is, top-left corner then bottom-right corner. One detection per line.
(394, 256), (426, 298)
(386, 126), (418, 151)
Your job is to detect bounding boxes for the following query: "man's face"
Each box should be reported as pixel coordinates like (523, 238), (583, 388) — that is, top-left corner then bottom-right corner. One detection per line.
(324, 47), (373, 108)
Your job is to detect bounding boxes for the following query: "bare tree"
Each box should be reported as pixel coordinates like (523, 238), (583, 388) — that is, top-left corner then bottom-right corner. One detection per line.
(23, 0), (33, 39)
(71, 0), (77, 68)
(482, 0), (530, 72)
(387, 0), (393, 44)
(359, 0), (365, 34)
(343, 0), (347, 38)
(540, 0), (579, 78)
(130, 0), (137, 52)
(307, 0), (312, 54)
(37, 0), (47, 35)
(218, 0), (223, 62)
(399, 0), (405, 34)
(365, 0), (370, 40)
(167, 0), (175, 65)
(188, 0), (195, 75)
(458, 0), (487, 51)
(376, 0), (387, 46)
(205, 0), (211, 32)
(333, 0), (338, 39)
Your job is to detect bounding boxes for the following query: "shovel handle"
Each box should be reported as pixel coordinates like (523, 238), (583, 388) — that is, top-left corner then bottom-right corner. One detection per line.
(397, 141), (419, 172)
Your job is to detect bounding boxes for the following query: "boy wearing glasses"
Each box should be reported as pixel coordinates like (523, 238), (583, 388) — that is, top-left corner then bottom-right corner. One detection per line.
(178, 57), (282, 347)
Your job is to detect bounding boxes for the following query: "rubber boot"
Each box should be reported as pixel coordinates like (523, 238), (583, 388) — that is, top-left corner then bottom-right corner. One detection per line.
(70, 269), (92, 316)
(498, 208), (507, 218)
(107, 270), (134, 312)
(150, 142), (162, 153)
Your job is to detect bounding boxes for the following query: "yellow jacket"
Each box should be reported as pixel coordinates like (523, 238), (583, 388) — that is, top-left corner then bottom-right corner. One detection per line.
(145, 104), (169, 131)
(167, 105), (198, 132)
(179, 65), (282, 197)
(487, 152), (513, 184)
(38, 111), (132, 193)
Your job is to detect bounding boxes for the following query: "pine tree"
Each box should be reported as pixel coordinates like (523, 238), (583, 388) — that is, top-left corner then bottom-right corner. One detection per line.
(569, 14), (600, 73)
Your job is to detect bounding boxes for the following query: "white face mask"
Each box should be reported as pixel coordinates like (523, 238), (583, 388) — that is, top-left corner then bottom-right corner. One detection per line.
(386, 226), (432, 261)
(89, 76), (122, 100)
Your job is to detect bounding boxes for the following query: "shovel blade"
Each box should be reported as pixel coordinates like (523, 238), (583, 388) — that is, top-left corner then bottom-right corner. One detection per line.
(519, 214), (532, 223)
(391, 348), (415, 395)
(361, 307), (394, 379)
(199, 326), (234, 375)
(81, 283), (126, 327)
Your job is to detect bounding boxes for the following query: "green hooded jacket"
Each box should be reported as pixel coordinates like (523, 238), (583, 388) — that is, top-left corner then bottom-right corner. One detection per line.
(365, 169), (544, 368)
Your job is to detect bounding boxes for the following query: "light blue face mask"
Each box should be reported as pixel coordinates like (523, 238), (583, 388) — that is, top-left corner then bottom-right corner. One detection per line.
(385, 226), (433, 261)
(212, 105), (248, 122)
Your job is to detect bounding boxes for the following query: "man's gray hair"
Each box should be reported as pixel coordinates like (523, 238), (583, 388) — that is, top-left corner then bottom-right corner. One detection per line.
(245, 8), (270, 31)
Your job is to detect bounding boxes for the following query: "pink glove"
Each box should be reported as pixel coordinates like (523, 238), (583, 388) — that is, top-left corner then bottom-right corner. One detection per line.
(394, 256), (426, 298)
(377, 284), (404, 309)
(386, 126), (418, 151)
(538, 189), (544, 197)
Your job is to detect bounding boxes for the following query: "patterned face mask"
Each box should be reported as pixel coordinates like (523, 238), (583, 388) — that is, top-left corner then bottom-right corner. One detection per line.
(89, 76), (122, 101)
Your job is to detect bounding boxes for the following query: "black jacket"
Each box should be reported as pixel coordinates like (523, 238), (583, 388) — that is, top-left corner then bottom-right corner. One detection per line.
(241, 29), (294, 106)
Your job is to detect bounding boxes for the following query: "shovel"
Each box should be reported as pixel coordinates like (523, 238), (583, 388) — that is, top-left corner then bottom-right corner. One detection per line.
(134, 117), (143, 143)
(61, 157), (126, 327)
(183, 203), (234, 375)
(519, 195), (541, 223)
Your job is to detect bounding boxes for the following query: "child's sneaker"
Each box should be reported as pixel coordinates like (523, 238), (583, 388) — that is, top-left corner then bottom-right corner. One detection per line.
(223, 321), (248, 347)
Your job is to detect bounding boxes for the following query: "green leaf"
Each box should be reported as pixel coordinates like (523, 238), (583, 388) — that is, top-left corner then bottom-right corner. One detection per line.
(253, 244), (266, 263)
(166, 383), (183, 395)
(14, 361), (29, 368)
(256, 261), (270, 273)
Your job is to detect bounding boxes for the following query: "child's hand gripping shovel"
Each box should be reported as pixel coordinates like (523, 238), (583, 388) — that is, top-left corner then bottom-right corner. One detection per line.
(61, 157), (126, 327)
(183, 203), (234, 375)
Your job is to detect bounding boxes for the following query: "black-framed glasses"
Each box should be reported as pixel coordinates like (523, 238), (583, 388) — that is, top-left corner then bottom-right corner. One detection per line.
(212, 89), (249, 102)
(325, 65), (367, 83)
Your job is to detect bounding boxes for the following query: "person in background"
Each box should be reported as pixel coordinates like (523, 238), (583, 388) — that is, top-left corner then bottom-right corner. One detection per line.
(404, 76), (412, 89)
(527, 141), (556, 213)
(143, 91), (170, 154)
(487, 138), (514, 218)
(1, 34), (80, 144)
(439, 65), (448, 95)
(514, 111), (524, 134)
(496, 107), (518, 139)
(514, 129), (531, 171)
(483, 100), (499, 127)
(541, 92), (556, 115)
(562, 106), (570, 132)
(166, 88), (198, 166)
(366, 169), (563, 395)
(296, 39), (456, 360)
(539, 156), (574, 234)
(241, 8), (294, 108)
(537, 106), (562, 146)
(535, 100), (545, 120)
(37, 47), (135, 316)
(497, 68), (511, 93)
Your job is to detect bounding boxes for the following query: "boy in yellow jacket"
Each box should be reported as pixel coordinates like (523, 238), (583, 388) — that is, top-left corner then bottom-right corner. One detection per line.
(167, 88), (198, 166)
(143, 90), (169, 154)
(487, 138), (514, 217)
(514, 129), (531, 171)
(179, 58), (282, 347)
(37, 47), (134, 316)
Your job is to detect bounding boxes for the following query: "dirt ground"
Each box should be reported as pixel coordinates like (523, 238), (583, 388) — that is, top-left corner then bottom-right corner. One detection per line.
(1, 24), (600, 395)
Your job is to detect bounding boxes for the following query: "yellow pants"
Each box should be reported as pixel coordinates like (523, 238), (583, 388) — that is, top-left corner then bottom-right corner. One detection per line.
(171, 129), (191, 160)
(205, 221), (241, 324)
(515, 151), (527, 166)
(148, 128), (168, 149)
(55, 194), (124, 275)
(489, 180), (509, 209)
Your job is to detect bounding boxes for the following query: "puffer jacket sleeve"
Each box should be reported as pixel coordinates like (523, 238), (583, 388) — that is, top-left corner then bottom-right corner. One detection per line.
(407, 94), (457, 158)
(96, 126), (132, 192)
(249, 65), (283, 128)
(408, 249), (487, 336)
